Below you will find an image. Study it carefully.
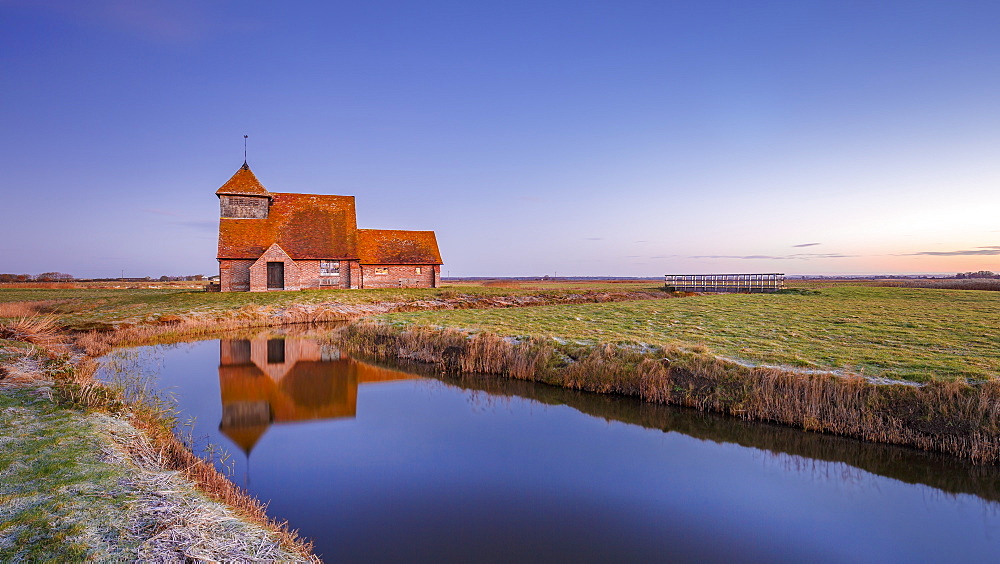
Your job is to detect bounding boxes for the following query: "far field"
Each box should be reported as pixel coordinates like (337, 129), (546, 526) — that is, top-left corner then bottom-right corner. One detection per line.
(380, 285), (1000, 383)
(2, 281), (998, 383)
(0, 281), (653, 330)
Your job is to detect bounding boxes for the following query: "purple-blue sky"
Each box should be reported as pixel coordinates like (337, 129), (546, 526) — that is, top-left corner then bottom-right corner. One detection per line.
(2, 0), (999, 278)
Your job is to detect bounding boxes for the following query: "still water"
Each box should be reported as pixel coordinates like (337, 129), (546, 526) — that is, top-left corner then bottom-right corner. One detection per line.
(100, 329), (1000, 562)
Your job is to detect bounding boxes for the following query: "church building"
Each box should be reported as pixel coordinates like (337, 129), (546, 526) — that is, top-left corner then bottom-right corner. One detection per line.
(216, 163), (442, 291)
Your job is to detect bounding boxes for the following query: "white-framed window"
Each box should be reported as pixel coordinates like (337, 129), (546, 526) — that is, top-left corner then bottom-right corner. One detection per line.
(415, 267), (422, 275)
(320, 260), (340, 285)
(373, 267), (388, 275)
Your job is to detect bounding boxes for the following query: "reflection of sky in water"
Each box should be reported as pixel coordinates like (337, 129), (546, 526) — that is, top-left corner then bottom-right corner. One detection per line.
(99, 336), (1000, 562)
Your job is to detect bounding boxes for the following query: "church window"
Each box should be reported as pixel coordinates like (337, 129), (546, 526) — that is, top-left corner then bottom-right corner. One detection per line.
(320, 261), (339, 285)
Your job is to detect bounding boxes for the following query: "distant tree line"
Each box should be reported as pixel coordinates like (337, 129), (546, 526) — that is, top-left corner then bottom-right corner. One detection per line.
(0, 272), (74, 282)
(0, 273), (208, 282)
(955, 271), (998, 279)
(158, 275), (205, 281)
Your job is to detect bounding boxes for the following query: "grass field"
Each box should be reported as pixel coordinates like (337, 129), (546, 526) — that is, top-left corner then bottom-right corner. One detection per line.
(380, 285), (1000, 382)
(0, 282), (661, 330)
(3, 281), (997, 382)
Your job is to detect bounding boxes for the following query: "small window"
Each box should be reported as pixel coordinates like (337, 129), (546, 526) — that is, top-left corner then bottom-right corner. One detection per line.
(320, 260), (339, 285)
(415, 267), (422, 275)
(373, 267), (388, 275)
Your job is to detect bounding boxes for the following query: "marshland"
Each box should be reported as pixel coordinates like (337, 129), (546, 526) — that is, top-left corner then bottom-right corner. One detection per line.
(2, 279), (1000, 560)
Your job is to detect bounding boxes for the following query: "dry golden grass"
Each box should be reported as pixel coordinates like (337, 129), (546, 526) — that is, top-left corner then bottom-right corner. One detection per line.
(122, 408), (317, 559)
(0, 314), (67, 353)
(0, 300), (56, 317)
(874, 278), (1000, 291)
(0, 282), (81, 289)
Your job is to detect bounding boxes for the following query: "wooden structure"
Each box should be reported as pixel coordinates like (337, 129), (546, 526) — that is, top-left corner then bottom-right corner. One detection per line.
(664, 273), (784, 293)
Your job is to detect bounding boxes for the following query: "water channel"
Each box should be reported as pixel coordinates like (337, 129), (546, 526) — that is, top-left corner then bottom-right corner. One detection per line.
(98, 327), (1000, 562)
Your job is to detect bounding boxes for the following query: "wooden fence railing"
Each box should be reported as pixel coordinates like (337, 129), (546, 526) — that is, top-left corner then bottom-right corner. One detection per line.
(664, 273), (785, 293)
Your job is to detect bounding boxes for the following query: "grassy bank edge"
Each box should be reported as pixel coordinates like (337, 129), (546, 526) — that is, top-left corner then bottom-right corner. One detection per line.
(334, 320), (1000, 464)
(0, 325), (319, 561)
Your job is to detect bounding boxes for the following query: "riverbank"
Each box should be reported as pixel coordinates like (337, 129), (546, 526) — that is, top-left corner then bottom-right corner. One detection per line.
(0, 320), (317, 561)
(334, 308), (1000, 463)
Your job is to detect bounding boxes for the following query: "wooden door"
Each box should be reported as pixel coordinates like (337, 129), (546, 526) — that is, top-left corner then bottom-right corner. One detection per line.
(266, 262), (284, 289)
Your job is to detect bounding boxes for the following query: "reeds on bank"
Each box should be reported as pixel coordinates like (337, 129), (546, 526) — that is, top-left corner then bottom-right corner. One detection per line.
(338, 321), (1000, 464)
(0, 313), (65, 351)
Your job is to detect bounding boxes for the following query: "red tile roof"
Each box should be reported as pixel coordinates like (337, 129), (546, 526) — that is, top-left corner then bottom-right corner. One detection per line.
(216, 163), (272, 198)
(356, 229), (442, 265)
(218, 193), (358, 259)
(216, 164), (442, 266)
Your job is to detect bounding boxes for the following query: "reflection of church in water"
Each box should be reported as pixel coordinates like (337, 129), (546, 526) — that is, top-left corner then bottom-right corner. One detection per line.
(218, 335), (417, 455)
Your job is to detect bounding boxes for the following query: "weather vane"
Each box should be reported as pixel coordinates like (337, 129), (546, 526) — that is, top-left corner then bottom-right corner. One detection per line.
(244, 135), (249, 163)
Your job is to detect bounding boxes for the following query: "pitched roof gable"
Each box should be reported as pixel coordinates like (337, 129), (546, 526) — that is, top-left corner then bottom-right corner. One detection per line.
(356, 229), (442, 265)
(216, 163), (272, 198)
(218, 192), (358, 259)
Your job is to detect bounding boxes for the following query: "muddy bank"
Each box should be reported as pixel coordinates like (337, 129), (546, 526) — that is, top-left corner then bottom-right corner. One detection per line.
(335, 321), (1000, 464)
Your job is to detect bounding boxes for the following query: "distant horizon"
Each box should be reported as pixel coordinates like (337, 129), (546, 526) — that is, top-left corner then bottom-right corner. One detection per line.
(3, 269), (995, 281)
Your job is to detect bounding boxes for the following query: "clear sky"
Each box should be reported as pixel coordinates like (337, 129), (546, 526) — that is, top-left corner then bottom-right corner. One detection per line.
(2, 0), (999, 278)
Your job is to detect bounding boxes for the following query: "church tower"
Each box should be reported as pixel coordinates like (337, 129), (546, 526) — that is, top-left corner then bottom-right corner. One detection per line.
(216, 162), (272, 219)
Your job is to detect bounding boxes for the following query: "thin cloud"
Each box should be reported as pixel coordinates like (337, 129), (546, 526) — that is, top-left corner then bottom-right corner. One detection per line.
(792, 253), (856, 259)
(792, 242), (821, 248)
(690, 253), (855, 260)
(907, 246), (1000, 257)
(585, 237), (603, 241)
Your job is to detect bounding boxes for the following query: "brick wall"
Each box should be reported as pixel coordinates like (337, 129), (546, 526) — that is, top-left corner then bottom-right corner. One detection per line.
(296, 260), (353, 289)
(349, 262), (361, 289)
(219, 259), (253, 292)
(249, 245), (301, 291)
(359, 264), (438, 288)
(220, 195), (269, 219)
(224, 257), (439, 291)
